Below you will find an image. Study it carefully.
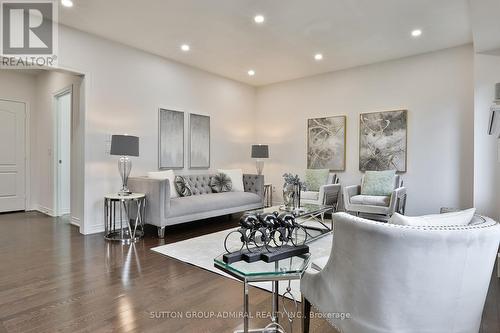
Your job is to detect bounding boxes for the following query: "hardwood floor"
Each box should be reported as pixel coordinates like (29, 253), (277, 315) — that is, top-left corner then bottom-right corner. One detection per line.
(0, 211), (498, 333)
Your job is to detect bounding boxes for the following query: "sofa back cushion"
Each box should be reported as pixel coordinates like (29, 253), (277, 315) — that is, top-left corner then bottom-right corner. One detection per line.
(183, 174), (213, 195)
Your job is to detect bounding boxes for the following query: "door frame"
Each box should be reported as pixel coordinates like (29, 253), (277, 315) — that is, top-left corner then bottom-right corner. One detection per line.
(53, 85), (73, 217)
(0, 98), (30, 211)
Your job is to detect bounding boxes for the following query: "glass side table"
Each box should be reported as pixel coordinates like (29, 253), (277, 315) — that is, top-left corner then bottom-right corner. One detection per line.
(214, 253), (310, 333)
(104, 193), (146, 244)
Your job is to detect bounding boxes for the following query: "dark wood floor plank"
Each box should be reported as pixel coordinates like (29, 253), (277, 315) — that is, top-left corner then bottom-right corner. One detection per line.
(0, 211), (496, 333)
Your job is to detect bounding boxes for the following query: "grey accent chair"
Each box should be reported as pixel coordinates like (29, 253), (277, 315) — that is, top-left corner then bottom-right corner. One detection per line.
(301, 173), (342, 212)
(301, 212), (500, 333)
(343, 174), (406, 221)
(128, 174), (264, 238)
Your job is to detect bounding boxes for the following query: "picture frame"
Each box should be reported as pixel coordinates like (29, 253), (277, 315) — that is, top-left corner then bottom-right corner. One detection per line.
(158, 108), (184, 169)
(359, 109), (408, 172)
(189, 113), (210, 169)
(307, 115), (346, 171)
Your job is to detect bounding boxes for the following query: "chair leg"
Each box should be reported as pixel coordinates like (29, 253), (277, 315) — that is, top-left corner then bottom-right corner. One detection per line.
(302, 296), (311, 333)
(157, 226), (166, 239)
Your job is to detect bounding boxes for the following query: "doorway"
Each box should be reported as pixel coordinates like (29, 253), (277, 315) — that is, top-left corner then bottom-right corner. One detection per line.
(54, 88), (72, 217)
(0, 100), (26, 213)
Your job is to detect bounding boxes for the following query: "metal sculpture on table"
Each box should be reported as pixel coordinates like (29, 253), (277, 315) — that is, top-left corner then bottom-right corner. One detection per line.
(223, 212), (309, 264)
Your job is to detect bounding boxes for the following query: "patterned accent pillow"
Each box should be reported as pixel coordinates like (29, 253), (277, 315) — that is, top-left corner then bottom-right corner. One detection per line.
(361, 170), (396, 196)
(305, 169), (329, 192)
(174, 176), (192, 197)
(210, 173), (233, 193)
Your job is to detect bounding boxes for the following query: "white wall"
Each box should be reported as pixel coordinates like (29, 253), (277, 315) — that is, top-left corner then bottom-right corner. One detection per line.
(255, 45), (474, 215)
(474, 53), (500, 220)
(0, 31), (484, 232)
(57, 26), (257, 234)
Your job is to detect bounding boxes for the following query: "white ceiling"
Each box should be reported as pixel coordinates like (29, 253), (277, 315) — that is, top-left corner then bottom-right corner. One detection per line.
(59, 0), (472, 86)
(470, 0), (500, 54)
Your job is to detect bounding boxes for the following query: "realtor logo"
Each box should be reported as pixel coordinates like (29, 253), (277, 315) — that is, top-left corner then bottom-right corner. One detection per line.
(1, 0), (57, 67)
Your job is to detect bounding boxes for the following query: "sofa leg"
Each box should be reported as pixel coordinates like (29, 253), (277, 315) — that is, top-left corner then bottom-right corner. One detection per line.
(302, 296), (311, 333)
(157, 227), (166, 239)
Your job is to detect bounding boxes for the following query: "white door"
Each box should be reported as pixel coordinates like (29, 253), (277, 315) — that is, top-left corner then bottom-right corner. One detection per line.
(56, 92), (71, 215)
(0, 100), (26, 212)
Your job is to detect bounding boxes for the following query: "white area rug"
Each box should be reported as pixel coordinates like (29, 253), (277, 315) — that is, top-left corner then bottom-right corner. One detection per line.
(151, 224), (333, 300)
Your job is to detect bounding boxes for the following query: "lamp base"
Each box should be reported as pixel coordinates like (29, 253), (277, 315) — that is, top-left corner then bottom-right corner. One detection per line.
(118, 156), (132, 196)
(118, 189), (132, 196)
(256, 160), (264, 175)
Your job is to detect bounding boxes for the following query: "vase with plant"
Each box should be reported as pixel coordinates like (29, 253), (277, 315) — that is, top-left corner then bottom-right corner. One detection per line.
(282, 173), (306, 210)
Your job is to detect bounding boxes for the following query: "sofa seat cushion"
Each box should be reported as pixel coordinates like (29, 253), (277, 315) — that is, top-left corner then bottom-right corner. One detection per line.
(168, 192), (261, 218)
(350, 195), (390, 207)
(301, 191), (319, 201)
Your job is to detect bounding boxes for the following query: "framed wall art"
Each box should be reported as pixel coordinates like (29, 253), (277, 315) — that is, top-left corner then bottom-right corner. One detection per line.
(359, 109), (408, 172)
(307, 115), (346, 171)
(159, 108), (184, 169)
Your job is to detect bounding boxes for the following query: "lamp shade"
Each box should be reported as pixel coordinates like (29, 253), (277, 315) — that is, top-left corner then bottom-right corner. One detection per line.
(251, 144), (269, 159)
(110, 135), (139, 156)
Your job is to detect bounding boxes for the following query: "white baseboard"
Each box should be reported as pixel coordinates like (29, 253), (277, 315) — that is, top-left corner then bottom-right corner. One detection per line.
(70, 216), (80, 227)
(82, 223), (105, 235)
(36, 205), (55, 217)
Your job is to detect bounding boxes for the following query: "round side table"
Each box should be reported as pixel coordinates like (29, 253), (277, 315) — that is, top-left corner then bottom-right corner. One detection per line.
(104, 193), (146, 243)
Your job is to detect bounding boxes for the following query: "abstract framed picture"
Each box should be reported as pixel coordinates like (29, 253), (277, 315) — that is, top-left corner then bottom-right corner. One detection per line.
(359, 109), (408, 172)
(307, 115), (346, 171)
(189, 113), (210, 169)
(158, 108), (184, 169)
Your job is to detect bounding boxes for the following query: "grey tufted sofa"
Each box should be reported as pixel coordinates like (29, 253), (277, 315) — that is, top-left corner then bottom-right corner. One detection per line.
(128, 174), (264, 238)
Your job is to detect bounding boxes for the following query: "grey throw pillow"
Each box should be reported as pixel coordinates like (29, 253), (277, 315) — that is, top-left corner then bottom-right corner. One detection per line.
(210, 173), (233, 193)
(174, 176), (192, 197)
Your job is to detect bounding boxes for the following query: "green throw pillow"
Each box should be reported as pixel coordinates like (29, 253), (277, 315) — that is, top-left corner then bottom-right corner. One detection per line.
(361, 170), (396, 196)
(305, 169), (329, 192)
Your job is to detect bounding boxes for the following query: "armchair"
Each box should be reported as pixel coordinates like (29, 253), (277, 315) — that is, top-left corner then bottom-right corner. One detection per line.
(301, 173), (341, 212)
(301, 212), (500, 333)
(343, 174), (406, 221)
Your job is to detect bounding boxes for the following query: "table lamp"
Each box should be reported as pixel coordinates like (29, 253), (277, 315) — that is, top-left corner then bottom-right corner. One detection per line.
(251, 144), (269, 175)
(110, 134), (139, 196)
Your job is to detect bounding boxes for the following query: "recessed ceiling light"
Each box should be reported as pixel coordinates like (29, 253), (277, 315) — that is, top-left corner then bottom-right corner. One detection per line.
(254, 15), (265, 24)
(247, 70), (255, 76)
(61, 0), (73, 7)
(181, 44), (190, 52)
(314, 53), (323, 61)
(411, 29), (422, 37)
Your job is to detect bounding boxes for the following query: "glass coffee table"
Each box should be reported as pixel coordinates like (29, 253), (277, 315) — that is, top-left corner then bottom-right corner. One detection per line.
(214, 253), (310, 333)
(246, 203), (333, 243)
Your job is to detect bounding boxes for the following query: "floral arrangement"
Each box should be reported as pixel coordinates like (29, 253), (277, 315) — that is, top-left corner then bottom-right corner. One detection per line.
(282, 173), (306, 190)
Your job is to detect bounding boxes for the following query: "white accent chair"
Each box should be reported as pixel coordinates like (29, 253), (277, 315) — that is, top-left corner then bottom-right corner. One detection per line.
(301, 212), (500, 333)
(301, 173), (341, 212)
(343, 174), (406, 221)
